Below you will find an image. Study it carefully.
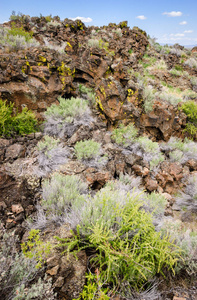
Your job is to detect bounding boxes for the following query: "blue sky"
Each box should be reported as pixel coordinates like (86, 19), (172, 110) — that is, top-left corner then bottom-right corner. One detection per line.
(1, 0), (197, 46)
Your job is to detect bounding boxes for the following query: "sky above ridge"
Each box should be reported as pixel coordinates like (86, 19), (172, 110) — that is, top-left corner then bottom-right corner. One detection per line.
(0, 0), (197, 46)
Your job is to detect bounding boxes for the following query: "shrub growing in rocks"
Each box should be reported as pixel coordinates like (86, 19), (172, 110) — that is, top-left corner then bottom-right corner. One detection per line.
(0, 25), (39, 51)
(0, 99), (38, 137)
(44, 96), (94, 138)
(74, 139), (108, 168)
(0, 227), (56, 300)
(162, 137), (197, 164)
(56, 182), (180, 291)
(161, 219), (197, 276)
(42, 173), (87, 213)
(37, 135), (70, 175)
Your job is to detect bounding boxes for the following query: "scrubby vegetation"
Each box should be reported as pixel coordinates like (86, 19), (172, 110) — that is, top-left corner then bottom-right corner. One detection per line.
(55, 178), (180, 295)
(0, 25), (39, 51)
(0, 227), (56, 300)
(37, 135), (70, 175)
(111, 123), (138, 145)
(44, 96), (93, 138)
(181, 100), (197, 138)
(0, 99), (38, 137)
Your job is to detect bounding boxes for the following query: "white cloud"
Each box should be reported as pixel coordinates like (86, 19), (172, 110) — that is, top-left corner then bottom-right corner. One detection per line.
(179, 21), (187, 25)
(70, 16), (93, 23)
(184, 30), (193, 33)
(170, 33), (185, 37)
(163, 11), (182, 17)
(158, 33), (197, 45)
(136, 15), (147, 20)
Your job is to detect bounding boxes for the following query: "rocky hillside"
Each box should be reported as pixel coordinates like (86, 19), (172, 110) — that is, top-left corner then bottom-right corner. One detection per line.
(0, 14), (197, 300)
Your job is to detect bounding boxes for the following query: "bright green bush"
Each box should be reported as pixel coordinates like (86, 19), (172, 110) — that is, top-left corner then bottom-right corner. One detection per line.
(181, 100), (197, 138)
(56, 187), (180, 289)
(12, 107), (38, 135)
(21, 229), (52, 269)
(0, 99), (37, 137)
(181, 100), (197, 123)
(0, 99), (14, 136)
(0, 26), (39, 51)
(74, 273), (110, 300)
(8, 25), (33, 41)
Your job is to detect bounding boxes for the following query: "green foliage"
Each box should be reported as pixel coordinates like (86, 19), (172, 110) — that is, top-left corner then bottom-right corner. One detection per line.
(74, 272), (110, 300)
(111, 123), (138, 145)
(165, 136), (197, 155)
(169, 68), (183, 76)
(174, 64), (183, 71)
(9, 11), (29, 22)
(112, 124), (164, 170)
(138, 136), (159, 153)
(181, 100), (197, 138)
(190, 76), (197, 86)
(45, 96), (89, 122)
(87, 38), (115, 56)
(140, 56), (157, 69)
(12, 107), (38, 135)
(8, 24), (33, 41)
(152, 59), (167, 70)
(182, 89), (197, 100)
(0, 99), (37, 137)
(0, 227), (52, 300)
(45, 15), (53, 22)
(21, 229), (52, 268)
(0, 99), (14, 136)
(183, 123), (197, 137)
(181, 100), (197, 123)
(42, 172), (87, 214)
(56, 188), (180, 289)
(74, 139), (101, 160)
(0, 25), (39, 51)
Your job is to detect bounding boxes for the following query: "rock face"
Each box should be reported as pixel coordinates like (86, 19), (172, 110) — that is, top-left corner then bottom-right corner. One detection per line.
(0, 134), (42, 227)
(0, 17), (192, 141)
(0, 20), (148, 123)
